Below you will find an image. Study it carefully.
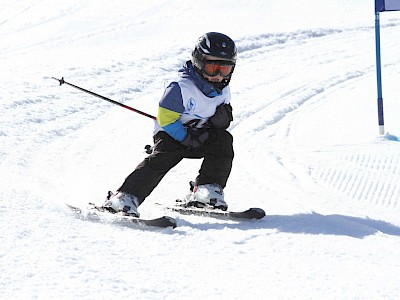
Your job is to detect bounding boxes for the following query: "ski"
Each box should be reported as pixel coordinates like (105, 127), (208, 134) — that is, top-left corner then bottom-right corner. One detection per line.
(67, 203), (177, 229)
(167, 205), (266, 220)
(166, 181), (266, 221)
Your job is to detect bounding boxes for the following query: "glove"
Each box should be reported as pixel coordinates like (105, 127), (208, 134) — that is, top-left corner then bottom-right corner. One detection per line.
(181, 128), (209, 149)
(208, 104), (233, 129)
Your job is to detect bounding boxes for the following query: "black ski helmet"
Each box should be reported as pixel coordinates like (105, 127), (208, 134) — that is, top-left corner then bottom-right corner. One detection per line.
(192, 32), (237, 89)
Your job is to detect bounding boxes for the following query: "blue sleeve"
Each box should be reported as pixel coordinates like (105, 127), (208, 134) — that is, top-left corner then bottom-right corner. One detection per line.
(162, 120), (187, 142)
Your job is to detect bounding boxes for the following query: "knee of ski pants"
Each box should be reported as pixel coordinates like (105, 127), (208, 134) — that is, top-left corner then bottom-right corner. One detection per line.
(207, 129), (234, 158)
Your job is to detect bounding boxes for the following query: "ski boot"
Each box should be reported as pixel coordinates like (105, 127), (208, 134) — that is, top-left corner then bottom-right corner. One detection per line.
(103, 191), (140, 217)
(180, 181), (228, 211)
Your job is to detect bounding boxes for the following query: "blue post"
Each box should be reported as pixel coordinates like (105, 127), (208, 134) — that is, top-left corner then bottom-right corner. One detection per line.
(375, 11), (385, 135)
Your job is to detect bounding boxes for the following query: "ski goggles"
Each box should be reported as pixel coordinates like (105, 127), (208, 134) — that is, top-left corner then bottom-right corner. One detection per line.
(202, 60), (235, 78)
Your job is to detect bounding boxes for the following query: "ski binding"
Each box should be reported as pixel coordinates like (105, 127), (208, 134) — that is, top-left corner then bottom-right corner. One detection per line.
(168, 201), (265, 220)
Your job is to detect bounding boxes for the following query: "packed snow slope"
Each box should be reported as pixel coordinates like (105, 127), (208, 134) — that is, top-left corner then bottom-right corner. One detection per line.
(2, 0), (400, 299)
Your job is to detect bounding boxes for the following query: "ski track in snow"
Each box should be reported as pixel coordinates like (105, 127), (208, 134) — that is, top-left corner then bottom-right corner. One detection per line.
(2, 1), (400, 299)
(310, 149), (400, 208)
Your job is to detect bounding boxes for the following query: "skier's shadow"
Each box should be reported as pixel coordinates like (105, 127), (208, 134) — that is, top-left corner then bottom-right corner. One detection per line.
(178, 212), (400, 238)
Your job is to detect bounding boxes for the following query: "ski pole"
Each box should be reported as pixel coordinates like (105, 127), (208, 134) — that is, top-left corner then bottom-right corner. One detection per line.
(51, 77), (157, 120)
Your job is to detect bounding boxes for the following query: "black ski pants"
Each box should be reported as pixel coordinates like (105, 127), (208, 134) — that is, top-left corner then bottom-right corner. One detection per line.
(118, 128), (234, 205)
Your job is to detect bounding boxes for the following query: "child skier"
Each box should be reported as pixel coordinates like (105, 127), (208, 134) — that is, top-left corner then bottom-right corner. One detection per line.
(103, 32), (237, 217)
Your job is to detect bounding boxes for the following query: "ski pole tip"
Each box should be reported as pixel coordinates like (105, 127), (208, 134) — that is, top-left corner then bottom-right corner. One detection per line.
(51, 77), (65, 86)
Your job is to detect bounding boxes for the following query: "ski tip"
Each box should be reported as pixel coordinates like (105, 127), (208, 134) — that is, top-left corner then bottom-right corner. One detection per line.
(248, 207), (266, 219)
(161, 216), (178, 229)
(140, 216), (177, 229)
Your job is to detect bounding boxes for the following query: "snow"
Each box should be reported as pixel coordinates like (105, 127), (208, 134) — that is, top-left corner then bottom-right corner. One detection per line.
(1, 0), (400, 298)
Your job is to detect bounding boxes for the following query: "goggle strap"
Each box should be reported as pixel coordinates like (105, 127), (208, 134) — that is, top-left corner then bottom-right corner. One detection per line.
(202, 59), (235, 66)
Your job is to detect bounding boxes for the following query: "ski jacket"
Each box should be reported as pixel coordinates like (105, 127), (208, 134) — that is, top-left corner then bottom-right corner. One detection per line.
(154, 61), (231, 142)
